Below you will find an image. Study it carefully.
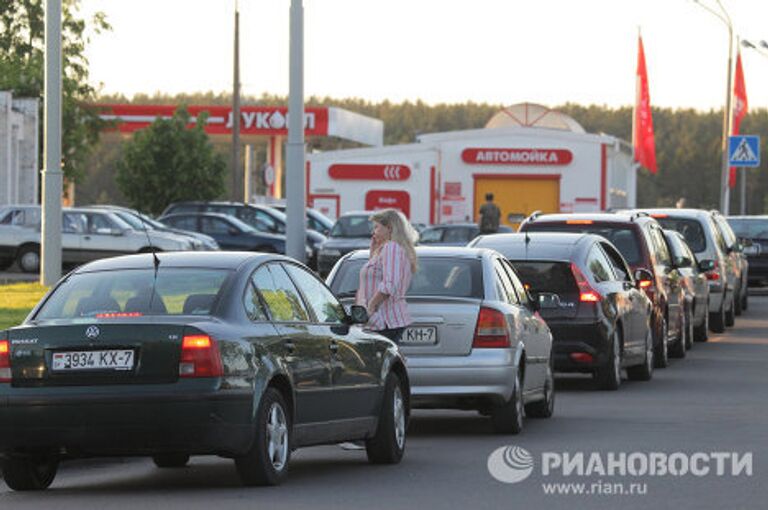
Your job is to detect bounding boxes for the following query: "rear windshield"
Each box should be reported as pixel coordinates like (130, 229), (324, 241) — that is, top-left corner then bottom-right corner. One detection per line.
(727, 219), (768, 240)
(525, 223), (643, 265)
(655, 218), (707, 253)
(511, 261), (578, 295)
(34, 268), (231, 320)
(330, 257), (483, 298)
(330, 216), (373, 238)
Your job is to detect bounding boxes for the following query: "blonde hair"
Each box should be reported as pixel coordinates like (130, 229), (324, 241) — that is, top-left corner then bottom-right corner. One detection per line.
(370, 208), (419, 273)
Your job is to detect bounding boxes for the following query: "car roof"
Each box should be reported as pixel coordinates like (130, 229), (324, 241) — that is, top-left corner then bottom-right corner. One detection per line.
(160, 212), (234, 221)
(471, 232), (595, 260)
(337, 210), (376, 218)
(527, 212), (646, 225)
(633, 208), (711, 219)
(72, 251), (284, 274)
(343, 246), (494, 260)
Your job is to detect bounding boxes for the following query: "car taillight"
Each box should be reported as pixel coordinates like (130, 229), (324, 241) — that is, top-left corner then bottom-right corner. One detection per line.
(179, 334), (223, 378)
(705, 261), (721, 281)
(0, 338), (10, 383)
(571, 263), (603, 303)
(473, 307), (510, 348)
(638, 279), (653, 289)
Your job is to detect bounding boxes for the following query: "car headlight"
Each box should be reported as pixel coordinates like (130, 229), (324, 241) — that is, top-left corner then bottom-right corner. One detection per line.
(321, 249), (341, 257)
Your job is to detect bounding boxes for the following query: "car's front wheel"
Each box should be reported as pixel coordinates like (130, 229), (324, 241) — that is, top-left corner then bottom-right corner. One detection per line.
(366, 372), (408, 464)
(16, 245), (40, 273)
(1, 454), (58, 491)
(235, 387), (291, 486)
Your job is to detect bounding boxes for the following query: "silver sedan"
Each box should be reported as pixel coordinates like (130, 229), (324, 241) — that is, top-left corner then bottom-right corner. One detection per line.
(327, 246), (555, 434)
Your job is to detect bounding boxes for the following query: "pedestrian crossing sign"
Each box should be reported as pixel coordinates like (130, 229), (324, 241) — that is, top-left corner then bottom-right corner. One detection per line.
(728, 135), (760, 167)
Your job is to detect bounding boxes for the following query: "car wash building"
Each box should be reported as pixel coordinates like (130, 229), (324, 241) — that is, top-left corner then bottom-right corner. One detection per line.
(306, 103), (636, 226)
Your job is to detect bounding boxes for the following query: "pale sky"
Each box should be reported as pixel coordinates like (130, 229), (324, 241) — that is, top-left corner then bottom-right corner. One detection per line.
(80, 0), (768, 111)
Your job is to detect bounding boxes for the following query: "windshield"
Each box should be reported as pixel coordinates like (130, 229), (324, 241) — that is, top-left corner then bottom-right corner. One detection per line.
(525, 223), (643, 265)
(330, 216), (373, 238)
(727, 218), (768, 239)
(35, 268), (231, 320)
(114, 211), (148, 230)
(655, 218), (707, 253)
(330, 257), (483, 298)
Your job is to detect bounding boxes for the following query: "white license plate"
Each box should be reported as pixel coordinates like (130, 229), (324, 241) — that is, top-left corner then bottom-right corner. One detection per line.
(403, 326), (437, 345)
(52, 350), (135, 371)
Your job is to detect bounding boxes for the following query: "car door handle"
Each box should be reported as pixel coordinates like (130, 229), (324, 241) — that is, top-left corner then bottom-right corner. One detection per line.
(329, 341), (339, 353)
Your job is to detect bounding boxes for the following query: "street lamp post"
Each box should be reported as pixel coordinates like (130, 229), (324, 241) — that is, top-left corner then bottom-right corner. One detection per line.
(740, 38), (768, 215)
(692, 0), (734, 214)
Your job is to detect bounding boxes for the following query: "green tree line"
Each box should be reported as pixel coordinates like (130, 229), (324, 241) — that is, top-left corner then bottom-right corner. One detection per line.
(89, 92), (768, 215)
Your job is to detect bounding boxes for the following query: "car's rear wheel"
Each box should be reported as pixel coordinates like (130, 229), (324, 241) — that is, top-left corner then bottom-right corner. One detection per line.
(734, 284), (743, 316)
(670, 311), (687, 359)
(595, 330), (621, 390)
(525, 358), (555, 418)
(653, 317), (669, 368)
(235, 387), (291, 486)
(16, 245), (40, 273)
(0, 257), (12, 270)
(627, 328), (654, 381)
(694, 303), (710, 342)
(725, 294), (736, 327)
(741, 287), (749, 311)
(366, 372), (407, 464)
(152, 453), (190, 468)
(491, 369), (524, 434)
(1, 454), (58, 491)
(710, 296), (726, 333)
(684, 306), (695, 350)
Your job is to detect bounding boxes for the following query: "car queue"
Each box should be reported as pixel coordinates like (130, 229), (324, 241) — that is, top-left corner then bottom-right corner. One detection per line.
(0, 204), (752, 492)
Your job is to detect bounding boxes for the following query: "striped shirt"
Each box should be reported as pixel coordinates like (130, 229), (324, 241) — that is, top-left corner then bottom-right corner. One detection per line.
(357, 241), (413, 330)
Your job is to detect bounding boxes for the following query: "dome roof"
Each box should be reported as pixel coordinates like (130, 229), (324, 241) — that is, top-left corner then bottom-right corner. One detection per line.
(485, 103), (585, 133)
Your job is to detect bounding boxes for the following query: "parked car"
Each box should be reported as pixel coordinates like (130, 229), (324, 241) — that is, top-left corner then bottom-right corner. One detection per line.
(519, 212), (687, 366)
(0, 204), (41, 228)
(161, 201), (326, 267)
(709, 212), (749, 314)
(418, 223), (513, 246)
(158, 212), (310, 259)
(270, 204), (334, 236)
(471, 233), (654, 389)
(631, 209), (739, 333)
(0, 207), (195, 273)
(0, 251), (409, 490)
(727, 215), (768, 286)
(317, 211), (375, 276)
(662, 229), (711, 344)
(328, 246), (555, 433)
(87, 205), (219, 251)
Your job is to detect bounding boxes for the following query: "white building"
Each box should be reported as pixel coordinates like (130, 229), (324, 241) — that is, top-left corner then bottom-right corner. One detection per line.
(0, 91), (39, 206)
(307, 103), (636, 226)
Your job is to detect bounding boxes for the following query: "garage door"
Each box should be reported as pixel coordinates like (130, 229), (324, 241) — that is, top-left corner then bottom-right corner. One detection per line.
(474, 176), (560, 228)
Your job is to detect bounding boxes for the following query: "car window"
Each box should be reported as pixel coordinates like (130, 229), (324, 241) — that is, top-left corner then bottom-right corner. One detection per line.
(207, 205), (238, 217)
(502, 260), (532, 306)
(649, 226), (672, 266)
(256, 210), (284, 233)
(727, 218), (768, 239)
(599, 242), (631, 281)
(86, 213), (118, 233)
(655, 217), (708, 253)
(714, 216), (737, 248)
(494, 258), (520, 304)
(243, 281), (269, 321)
(708, 217), (728, 254)
(525, 223), (643, 265)
(443, 227), (471, 243)
(586, 245), (615, 282)
(251, 264), (310, 322)
(169, 204), (199, 214)
(63, 213), (86, 234)
(201, 217), (233, 235)
(419, 228), (443, 244)
(164, 216), (197, 231)
(330, 215), (373, 238)
(283, 263), (345, 324)
(0, 209), (23, 226)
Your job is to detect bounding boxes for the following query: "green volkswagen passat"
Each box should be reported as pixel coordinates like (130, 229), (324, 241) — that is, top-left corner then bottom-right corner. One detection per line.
(0, 252), (409, 490)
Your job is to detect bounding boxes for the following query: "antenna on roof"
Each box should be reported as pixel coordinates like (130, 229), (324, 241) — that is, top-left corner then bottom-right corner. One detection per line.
(136, 212), (161, 311)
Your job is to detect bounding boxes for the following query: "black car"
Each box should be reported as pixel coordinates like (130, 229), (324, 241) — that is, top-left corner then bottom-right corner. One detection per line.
(727, 215), (766, 286)
(159, 212), (302, 257)
(471, 232), (654, 390)
(418, 223), (513, 246)
(317, 211), (375, 276)
(519, 212), (687, 367)
(271, 204), (334, 236)
(161, 201), (326, 267)
(0, 252), (409, 490)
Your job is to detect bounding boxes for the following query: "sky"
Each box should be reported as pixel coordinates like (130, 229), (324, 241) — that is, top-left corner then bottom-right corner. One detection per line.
(79, 0), (768, 111)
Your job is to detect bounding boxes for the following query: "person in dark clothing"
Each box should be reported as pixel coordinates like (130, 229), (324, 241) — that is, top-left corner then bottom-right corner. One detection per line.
(478, 193), (501, 234)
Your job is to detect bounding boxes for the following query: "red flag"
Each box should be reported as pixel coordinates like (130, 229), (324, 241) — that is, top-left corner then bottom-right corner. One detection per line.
(633, 35), (657, 174)
(729, 51), (749, 187)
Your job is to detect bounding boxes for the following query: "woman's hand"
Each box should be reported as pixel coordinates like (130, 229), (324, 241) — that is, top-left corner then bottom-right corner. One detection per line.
(370, 235), (383, 254)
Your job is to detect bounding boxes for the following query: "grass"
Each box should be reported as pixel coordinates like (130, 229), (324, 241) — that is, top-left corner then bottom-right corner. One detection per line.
(0, 282), (48, 330)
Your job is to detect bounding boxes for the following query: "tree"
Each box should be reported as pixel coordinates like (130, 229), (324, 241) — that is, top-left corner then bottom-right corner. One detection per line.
(0, 0), (110, 183)
(116, 107), (226, 215)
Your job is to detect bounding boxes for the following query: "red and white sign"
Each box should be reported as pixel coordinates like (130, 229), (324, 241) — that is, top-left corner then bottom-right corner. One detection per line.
(444, 182), (462, 196)
(461, 148), (573, 166)
(97, 104), (329, 136)
(365, 190), (411, 216)
(329, 164), (411, 181)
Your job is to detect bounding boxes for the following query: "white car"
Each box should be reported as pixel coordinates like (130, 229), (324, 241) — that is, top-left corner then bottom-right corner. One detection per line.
(0, 206), (194, 272)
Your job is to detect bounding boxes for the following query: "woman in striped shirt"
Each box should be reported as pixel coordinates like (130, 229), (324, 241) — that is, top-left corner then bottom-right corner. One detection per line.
(356, 209), (418, 343)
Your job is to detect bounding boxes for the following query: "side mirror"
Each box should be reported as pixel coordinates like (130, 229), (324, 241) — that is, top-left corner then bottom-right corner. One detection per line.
(228, 227), (240, 236)
(633, 268), (654, 289)
(674, 256), (692, 268)
(698, 259), (716, 272)
(527, 292), (541, 312)
(348, 305), (369, 325)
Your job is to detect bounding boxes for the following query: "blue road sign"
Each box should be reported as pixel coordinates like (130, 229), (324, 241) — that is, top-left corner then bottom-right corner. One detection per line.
(728, 135), (760, 167)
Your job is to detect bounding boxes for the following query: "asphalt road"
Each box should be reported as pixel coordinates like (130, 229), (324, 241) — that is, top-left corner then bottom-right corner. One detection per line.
(2, 297), (767, 509)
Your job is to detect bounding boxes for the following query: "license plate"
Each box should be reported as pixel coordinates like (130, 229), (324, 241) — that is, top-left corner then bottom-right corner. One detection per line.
(403, 326), (437, 345)
(52, 350), (135, 371)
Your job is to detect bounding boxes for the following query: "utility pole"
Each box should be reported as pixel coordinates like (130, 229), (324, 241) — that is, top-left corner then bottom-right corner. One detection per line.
(286, 0), (306, 263)
(41, 0), (62, 285)
(231, 1), (241, 202)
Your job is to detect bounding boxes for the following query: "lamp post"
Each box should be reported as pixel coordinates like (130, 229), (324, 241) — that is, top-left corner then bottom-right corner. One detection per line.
(740, 39), (767, 215)
(692, 0), (734, 214)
